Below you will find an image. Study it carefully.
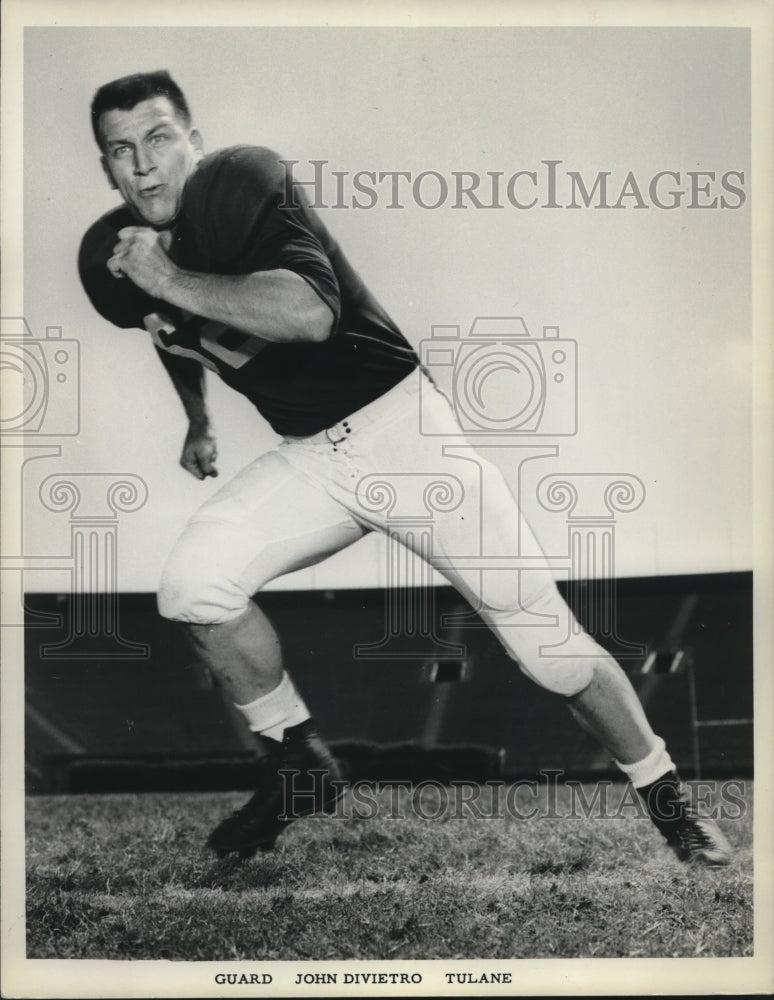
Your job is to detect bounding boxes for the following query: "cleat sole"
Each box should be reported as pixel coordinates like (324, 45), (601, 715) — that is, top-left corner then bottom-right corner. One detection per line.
(208, 831), (281, 859)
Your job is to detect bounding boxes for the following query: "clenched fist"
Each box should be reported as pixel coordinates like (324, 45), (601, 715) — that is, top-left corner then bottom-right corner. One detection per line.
(108, 226), (177, 299)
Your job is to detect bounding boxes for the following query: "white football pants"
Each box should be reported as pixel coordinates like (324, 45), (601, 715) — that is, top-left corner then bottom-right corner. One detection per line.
(158, 370), (604, 696)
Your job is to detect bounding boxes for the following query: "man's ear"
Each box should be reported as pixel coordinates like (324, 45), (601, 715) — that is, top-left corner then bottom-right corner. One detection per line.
(100, 155), (118, 190)
(189, 129), (204, 159)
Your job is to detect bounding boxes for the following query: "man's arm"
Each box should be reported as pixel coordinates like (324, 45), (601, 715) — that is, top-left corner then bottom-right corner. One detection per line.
(109, 227), (334, 344)
(154, 346), (218, 480)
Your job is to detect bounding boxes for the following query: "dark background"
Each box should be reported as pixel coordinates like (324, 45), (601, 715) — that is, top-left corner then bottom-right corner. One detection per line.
(25, 571), (752, 793)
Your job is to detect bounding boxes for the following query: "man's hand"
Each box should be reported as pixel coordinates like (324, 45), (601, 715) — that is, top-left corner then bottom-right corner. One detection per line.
(108, 227), (176, 299)
(181, 422), (218, 480)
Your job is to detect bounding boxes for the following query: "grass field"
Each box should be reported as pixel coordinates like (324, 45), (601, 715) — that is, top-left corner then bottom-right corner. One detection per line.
(25, 781), (753, 961)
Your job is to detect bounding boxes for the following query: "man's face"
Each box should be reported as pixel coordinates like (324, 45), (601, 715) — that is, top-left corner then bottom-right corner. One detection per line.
(99, 96), (203, 227)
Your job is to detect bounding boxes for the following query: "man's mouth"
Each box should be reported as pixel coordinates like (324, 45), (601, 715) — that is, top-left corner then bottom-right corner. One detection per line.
(138, 184), (165, 199)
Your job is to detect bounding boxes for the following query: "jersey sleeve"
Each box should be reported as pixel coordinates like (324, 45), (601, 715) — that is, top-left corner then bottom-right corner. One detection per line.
(78, 207), (169, 330)
(194, 147), (342, 332)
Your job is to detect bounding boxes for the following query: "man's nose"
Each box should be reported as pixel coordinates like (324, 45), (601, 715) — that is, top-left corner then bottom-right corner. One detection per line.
(133, 145), (155, 175)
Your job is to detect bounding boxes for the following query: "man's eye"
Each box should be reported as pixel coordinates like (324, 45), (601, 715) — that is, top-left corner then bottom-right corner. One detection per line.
(112, 145), (131, 158)
(150, 133), (169, 145)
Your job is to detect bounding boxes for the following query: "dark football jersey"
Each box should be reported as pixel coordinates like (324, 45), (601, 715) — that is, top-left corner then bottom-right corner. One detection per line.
(79, 145), (419, 436)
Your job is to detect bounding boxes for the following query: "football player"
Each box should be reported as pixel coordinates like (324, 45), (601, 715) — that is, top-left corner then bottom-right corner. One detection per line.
(79, 70), (731, 865)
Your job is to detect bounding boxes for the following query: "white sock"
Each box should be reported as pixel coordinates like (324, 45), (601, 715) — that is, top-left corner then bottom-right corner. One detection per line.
(234, 673), (310, 742)
(614, 736), (676, 788)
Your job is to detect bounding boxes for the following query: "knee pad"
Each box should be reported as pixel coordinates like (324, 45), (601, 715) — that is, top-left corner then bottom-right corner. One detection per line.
(515, 649), (595, 697)
(479, 575), (599, 696)
(157, 524), (252, 625)
(483, 606), (598, 696)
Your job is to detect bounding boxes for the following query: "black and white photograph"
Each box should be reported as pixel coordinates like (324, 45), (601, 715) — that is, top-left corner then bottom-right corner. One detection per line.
(1, 1), (772, 997)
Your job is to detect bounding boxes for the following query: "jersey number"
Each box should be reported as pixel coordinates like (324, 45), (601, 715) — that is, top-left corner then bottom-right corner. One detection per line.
(144, 312), (268, 371)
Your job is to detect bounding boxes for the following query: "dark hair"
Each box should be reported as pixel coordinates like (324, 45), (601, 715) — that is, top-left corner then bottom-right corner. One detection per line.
(91, 70), (192, 149)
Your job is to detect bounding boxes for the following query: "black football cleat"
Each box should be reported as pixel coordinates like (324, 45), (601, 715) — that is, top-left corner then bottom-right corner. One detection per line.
(207, 719), (345, 859)
(637, 771), (733, 866)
